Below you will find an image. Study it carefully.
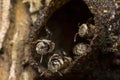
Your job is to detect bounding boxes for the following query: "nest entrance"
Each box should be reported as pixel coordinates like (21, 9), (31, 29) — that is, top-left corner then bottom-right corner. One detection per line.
(46, 0), (93, 55)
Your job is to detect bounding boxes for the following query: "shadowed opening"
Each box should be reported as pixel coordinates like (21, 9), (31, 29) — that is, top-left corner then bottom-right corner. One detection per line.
(46, 0), (94, 56)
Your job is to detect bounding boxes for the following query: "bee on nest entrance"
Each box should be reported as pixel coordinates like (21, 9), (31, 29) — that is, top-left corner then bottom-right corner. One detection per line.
(30, 0), (94, 78)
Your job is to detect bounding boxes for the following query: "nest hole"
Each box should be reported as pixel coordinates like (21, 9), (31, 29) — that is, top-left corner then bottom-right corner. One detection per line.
(46, 0), (94, 55)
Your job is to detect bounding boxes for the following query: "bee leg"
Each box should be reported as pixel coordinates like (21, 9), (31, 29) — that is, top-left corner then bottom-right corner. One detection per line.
(40, 55), (43, 63)
(90, 34), (98, 46)
(45, 27), (52, 35)
(40, 71), (46, 76)
(74, 33), (78, 42)
(58, 71), (63, 76)
(45, 27), (52, 38)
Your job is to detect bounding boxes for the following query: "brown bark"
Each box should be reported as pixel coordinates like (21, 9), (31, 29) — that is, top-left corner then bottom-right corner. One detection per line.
(0, 0), (71, 80)
(0, 0), (120, 80)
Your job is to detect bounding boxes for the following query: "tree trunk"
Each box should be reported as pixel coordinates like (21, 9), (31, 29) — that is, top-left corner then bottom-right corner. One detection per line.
(0, 0), (120, 80)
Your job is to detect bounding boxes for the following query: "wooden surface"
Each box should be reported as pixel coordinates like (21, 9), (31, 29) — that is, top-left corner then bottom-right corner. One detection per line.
(0, 0), (120, 80)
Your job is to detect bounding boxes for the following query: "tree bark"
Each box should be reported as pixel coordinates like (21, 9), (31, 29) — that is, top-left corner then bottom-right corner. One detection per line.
(0, 0), (120, 80)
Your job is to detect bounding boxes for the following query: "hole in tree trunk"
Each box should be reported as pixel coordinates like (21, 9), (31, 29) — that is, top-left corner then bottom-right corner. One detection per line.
(46, 0), (94, 56)
(32, 0), (95, 79)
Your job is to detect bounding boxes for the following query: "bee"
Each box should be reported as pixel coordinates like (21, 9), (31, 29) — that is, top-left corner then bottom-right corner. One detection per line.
(48, 53), (64, 73)
(35, 39), (55, 63)
(47, 50), (72, 74)
(73, 43), (90, 57)
(74, 24), (88, 42)
(74, 23), (98, 42)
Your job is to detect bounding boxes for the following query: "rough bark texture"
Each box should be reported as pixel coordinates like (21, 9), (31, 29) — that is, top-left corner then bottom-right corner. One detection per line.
(0, 0), (11, 80)
(0, 0), (120, 80)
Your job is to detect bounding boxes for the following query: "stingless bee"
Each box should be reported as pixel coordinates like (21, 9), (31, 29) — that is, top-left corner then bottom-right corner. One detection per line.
(73, 43), (91, 58)
(74, 24), (88, 42)
(74, 23), (98, 43)
(35, 39), (55, 63)
(48, 53), (64, 73)
(47, 50), (72, 74)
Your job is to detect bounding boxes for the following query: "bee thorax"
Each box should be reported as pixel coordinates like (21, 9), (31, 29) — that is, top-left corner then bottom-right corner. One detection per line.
(73, 43), (89, 56)
(35, 39), (55, 55)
